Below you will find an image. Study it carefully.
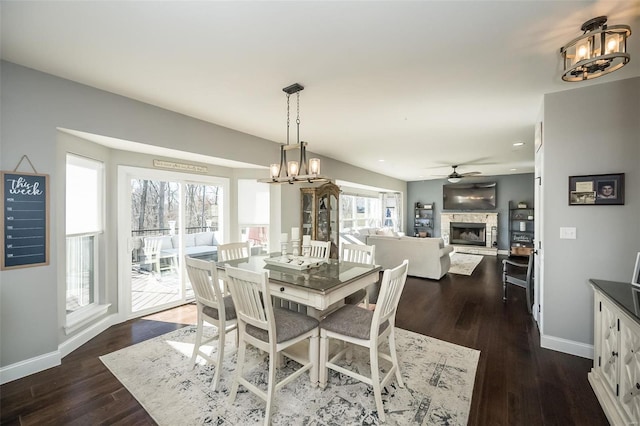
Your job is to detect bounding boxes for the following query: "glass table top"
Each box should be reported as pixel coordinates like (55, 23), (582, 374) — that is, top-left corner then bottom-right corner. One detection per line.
(218, 253), (381, 295)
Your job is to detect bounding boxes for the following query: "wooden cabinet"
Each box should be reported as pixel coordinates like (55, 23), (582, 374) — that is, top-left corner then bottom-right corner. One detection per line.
(414, 202), (434, 237)
(590, 282), (640, 425)
(509, 201), (534, 256)
(301, 183), (339, 259)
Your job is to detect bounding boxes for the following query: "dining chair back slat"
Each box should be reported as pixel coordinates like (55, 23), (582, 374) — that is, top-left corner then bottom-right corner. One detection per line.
(228, 266), (270, 327)
(372, 259), (409, 331)
(341, 243), (376, 307)
(187, 258), (224, 307)
(341, 243), (375, 265)
(309, 240), (331, 261)
(219, 241), (251, 262)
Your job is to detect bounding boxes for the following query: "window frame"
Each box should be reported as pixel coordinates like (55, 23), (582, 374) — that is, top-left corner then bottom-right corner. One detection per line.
(64, 153), (108, 334)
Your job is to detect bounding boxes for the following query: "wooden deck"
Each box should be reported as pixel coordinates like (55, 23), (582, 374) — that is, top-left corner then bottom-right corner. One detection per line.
(131, 266), (193, 313)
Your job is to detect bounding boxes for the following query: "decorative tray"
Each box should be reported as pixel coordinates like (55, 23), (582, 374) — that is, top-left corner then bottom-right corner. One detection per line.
(263, 255), (325, 271)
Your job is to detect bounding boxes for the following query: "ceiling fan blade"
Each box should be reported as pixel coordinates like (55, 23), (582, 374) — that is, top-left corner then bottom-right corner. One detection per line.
(460, 171), (482, 177)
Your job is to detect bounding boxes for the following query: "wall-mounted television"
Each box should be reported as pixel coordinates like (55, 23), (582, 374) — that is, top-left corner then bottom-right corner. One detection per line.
(443, 182), (497, 211)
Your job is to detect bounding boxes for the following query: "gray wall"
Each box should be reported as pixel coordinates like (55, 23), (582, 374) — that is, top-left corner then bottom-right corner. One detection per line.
(541, 77), (640, 348)
(0, 61), (405, 370)
(407, 173), (535, 250)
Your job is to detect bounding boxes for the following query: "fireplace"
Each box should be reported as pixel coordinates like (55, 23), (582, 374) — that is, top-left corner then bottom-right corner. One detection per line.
(450, 222), (486, 246)
(440, 212), (498, 255)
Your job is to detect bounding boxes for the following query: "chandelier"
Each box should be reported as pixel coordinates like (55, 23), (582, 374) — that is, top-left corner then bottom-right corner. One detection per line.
(259, 83), (329, 184)
(560, 16), (631, 82)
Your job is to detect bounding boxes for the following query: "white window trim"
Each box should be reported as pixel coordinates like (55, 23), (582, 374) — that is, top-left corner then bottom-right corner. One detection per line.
(64, 303), (111, 335)
(65, 153), (105, 324)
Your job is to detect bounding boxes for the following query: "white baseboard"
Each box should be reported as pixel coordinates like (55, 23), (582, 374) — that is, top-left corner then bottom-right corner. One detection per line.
(59, 313), (119, 358)
(1, 313), (120, 385)
(0, 350), (61, 385)
(497, 249), (509, 256)
(541, 333), (594, 359)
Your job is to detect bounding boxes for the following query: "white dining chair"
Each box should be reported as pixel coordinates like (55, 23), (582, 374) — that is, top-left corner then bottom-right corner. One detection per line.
(184, 257), (238, 390)
(319, 259), (409, 422)
(225, 265), (320, 425)
(309, 240), (331, 261)
(218, 241), (251, 262)
(342, 243), (376, 308)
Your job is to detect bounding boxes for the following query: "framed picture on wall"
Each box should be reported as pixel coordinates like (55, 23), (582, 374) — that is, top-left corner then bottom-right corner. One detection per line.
(568, 173), (625, 205)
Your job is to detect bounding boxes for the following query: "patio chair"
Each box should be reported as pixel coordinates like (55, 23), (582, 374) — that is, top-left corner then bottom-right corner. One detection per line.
(142, 237), (171, 274)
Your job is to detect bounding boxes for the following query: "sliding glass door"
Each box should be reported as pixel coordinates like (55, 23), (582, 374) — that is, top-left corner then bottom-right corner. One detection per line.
(119, 166), (228, 318)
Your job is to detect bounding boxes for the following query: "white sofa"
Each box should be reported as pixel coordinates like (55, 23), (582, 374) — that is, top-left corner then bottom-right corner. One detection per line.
(342, 227), (405, 244)
(366, 235), (453, 280)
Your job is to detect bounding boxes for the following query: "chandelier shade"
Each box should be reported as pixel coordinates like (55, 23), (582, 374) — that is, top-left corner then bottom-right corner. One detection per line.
(259, 83), (330, 184)
(560, 16), (631, 82)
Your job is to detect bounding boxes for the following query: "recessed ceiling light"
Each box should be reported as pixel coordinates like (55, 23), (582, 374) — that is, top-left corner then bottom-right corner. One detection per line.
(510, 168), (517, 171)
(378, 159), (385, 162)
(513, 141), (525, 147)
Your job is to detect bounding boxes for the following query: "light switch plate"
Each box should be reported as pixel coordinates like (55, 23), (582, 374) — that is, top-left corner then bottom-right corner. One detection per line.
(560, 227), (577, 239)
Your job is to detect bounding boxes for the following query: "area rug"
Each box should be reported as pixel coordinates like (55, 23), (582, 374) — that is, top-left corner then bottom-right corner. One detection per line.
(100, 325), (479, 425)
(448, 253), (483, 276)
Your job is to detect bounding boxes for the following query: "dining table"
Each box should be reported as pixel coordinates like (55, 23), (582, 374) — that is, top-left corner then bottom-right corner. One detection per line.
(216, 253), (381, 319)
(211, 252), (381, 386)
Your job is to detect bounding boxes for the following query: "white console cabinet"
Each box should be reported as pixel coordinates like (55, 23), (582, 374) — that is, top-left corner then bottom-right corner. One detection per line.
(590, 281), (640, 425)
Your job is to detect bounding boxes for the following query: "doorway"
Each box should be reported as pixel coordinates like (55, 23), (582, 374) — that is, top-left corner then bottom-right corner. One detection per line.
(118, 166), (229, 319)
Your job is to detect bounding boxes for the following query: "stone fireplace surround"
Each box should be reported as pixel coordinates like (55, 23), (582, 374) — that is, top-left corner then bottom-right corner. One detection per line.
(441, 212), (498, 256)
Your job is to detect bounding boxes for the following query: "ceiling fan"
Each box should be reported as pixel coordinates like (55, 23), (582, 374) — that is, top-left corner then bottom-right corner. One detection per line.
(444, 165), (481, 183)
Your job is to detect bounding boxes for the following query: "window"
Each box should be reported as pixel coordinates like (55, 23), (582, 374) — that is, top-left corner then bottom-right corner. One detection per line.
(66, 154), (103, 318)
(382, 192), (402, 231)
(340, 193), (381, 231)
(237, 179), (269, 255)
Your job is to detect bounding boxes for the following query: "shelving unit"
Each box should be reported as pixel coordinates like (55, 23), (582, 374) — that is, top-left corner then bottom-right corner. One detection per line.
(300, 182), (340, 259)
(413, 202), (434, 237)
(509, 201), (534, 256)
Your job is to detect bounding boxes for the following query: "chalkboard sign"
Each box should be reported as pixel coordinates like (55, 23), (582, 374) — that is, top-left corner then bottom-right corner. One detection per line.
(1, 171), (49, 270)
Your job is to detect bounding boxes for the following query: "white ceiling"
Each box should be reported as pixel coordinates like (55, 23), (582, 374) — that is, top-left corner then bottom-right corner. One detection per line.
(2, 1), (639, 181)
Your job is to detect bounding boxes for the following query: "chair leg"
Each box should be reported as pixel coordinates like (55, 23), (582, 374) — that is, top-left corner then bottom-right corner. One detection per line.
(191, 311), (204, 367)
(388, 328), (404, 388)
(154, 256), (161, 276)
(319, 331), (329, 389)
(525, 283), (532, 314)
(502, 266), (507, 302)
(309, 333), (319, 386)
(229, 336), (246, 403)
(370, 344), (385, 422)
(264, 347), (278, 425)
(212, 327), (225, 390)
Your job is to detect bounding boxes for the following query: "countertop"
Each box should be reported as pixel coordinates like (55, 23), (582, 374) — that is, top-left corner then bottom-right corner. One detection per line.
(590, 278), (640, 323)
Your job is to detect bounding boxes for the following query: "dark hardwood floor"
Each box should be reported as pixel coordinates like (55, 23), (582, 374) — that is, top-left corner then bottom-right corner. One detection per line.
(1, 255), (608, 425)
